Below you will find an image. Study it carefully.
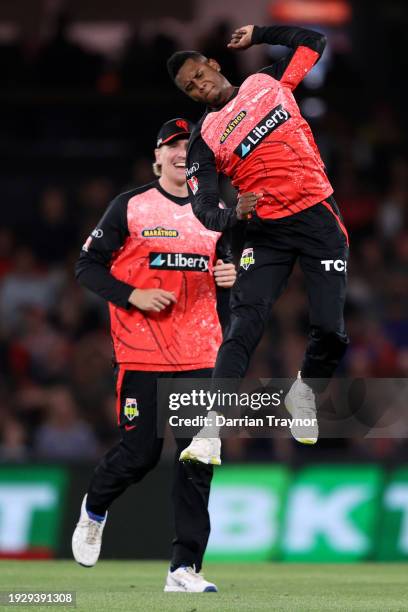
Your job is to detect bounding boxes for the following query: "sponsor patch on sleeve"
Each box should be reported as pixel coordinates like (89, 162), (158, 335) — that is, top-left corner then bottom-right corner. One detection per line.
(186, 162), (199, 177)
(187, 175), (199, 195)
(82, 235), (92, 252)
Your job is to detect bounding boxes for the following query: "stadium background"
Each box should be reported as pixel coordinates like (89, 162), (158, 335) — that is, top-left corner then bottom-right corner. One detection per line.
(0, 0), (407, 563)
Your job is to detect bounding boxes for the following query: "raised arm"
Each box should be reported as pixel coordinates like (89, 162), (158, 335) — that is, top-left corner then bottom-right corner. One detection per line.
(229, 24), (326, 90)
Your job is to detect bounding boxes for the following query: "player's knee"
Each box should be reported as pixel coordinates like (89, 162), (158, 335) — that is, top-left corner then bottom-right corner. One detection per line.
(120, 442), (161, 476)
(231, 297), (271, 321)
(309, 327), (349, 360)
(225, 305), (268, 346)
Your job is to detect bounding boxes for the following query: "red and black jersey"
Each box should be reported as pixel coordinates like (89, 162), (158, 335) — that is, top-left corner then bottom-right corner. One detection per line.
(186, 25), (332, 231)
(76, 181), (232, 371)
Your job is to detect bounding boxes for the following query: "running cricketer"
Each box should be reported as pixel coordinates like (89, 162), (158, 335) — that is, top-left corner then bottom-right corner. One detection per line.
(72, 118), (237, 592)
(167, 24), (349, 460)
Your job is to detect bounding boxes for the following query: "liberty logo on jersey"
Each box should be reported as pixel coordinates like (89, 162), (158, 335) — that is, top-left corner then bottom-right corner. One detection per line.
(234, 104), (291, 159)
(240, 248), (255, 270)
(149, 252), (209, 272)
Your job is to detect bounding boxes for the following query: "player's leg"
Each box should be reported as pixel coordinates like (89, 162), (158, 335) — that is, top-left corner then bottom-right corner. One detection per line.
(299, 197), (349, 387)
(166, 444), (216, 591)
(87, 369), (164, 512)
(286, 197), (349, 443)
(180, 232), (296, 464)
(165, 369), (217, 592)
(171, 370), (213, 568)
(72, 369), (163, 566)
(214, 241), (297, 380)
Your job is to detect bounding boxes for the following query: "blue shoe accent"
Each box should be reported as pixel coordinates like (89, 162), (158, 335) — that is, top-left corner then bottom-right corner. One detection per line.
(204, 586), (217, 592)
(86, 509), (106, 523)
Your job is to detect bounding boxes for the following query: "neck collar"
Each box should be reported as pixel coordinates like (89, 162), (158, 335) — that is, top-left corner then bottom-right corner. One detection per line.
(209, 86), (239, 112)
(155, 180), (190, 206)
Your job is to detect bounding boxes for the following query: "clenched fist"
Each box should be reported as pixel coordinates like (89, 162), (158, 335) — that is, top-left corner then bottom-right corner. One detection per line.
(236, 192), (262, 220)
(129, 288), (177, 312)
(227, 25), (255, 50)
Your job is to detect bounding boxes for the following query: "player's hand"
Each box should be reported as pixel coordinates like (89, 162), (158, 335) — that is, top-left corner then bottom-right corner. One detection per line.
(236, 192), (262, 220)
(227, 25), (255, 50)
(128, 288), (177, 312)
(213, 259), (237, 288)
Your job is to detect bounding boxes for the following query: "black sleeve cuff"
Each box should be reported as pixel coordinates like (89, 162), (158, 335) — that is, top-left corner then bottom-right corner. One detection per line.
(122, 285), (135, 310)
(75, 259), (135, 310)
(251, 25), (270, 45)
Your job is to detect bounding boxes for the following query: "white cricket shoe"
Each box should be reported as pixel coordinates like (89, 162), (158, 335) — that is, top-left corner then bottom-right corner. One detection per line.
(179, 437), (221, 465)
(72, 495), (107, 567)
(164, 566), (218, 592)
(285, 372), (318, 444)
(179, 410), (221, 465)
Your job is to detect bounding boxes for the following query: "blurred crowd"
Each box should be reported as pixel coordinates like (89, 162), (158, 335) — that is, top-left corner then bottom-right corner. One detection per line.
(0, 15), (243, 95)
(0, 12), (407, 464)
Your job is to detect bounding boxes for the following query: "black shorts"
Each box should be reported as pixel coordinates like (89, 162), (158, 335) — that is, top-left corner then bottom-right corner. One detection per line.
(235, 195), (349, 332)
(213, 196), (349, 383)
(114, 367), (213, 433)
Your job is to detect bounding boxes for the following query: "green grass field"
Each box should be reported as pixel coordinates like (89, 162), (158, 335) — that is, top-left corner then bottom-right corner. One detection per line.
(1, 561), (408, 611)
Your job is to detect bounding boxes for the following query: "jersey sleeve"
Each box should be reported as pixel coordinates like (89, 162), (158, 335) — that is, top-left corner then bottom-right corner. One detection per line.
(252, 25), (326, 90)
(186, 130), (239, 232)
(214, 229), (234, 334)
(215, 228), (233, 263)
(216, 285), (231, 335)
(75, 193), (135, 309)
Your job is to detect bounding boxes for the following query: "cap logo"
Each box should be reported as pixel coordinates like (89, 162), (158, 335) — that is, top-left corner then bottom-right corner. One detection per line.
(176, 119), (189, 131)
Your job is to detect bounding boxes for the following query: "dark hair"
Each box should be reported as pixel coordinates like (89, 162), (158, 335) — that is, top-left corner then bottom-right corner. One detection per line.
(167, 50), (206, 82)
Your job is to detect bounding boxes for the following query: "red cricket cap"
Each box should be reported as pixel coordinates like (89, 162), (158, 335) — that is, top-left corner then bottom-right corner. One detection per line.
(156, 118), (194, 147)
